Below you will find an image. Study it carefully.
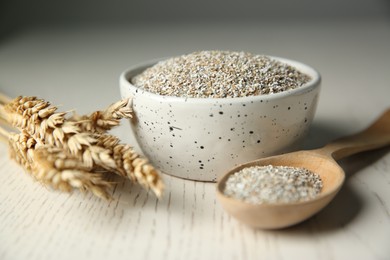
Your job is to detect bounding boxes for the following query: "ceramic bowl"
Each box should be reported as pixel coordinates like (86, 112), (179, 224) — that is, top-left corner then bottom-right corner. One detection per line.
(119, 57), (321, 181)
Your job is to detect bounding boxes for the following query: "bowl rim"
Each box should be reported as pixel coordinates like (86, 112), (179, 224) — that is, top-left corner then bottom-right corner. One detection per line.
(119, 55), (321, 104)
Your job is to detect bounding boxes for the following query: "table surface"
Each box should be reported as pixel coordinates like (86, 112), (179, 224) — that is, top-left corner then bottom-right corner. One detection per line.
(0, 19), (389, 260)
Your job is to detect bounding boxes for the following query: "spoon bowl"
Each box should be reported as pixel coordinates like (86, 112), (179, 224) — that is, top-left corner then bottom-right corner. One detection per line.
(217, 109), (390, 229)
(217, 151), (345, 229)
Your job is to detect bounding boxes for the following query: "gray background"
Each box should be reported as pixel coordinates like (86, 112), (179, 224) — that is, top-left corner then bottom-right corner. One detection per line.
(1, 0), (390, 35)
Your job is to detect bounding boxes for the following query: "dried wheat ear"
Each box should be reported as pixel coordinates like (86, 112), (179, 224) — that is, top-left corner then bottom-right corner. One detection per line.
(0, 95), (164, 199)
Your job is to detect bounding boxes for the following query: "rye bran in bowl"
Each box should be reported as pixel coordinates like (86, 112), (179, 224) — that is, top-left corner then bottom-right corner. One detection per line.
(120, 51), (321, 181)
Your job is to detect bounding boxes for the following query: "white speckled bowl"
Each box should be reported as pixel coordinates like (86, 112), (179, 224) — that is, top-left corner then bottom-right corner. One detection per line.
(120, 57), (321, 181)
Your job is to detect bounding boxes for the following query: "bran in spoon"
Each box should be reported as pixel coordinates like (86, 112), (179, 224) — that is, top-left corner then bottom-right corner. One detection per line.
(223, 165), (323, 204)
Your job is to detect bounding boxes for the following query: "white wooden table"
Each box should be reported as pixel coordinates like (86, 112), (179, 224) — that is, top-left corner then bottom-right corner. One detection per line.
(0, 20), (389, 260)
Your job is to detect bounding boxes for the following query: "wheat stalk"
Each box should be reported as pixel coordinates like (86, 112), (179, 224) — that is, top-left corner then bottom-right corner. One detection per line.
(0, 95), (164, 198)
(0, 92), (11, 105)
(0, 118), (11, 143)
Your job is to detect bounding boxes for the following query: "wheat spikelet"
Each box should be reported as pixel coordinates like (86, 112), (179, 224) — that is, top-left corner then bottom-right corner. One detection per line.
(8, 130), (37, 171)
(3, 96), (67, 140)
(7, 130), (112, 199)
(97, 134), (164, 198)
(32, 147), (112, 200)
(70, 98), (132, 133)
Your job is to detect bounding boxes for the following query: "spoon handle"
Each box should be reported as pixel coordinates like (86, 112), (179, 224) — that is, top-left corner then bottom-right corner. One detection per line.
(316, 109), (390, 160)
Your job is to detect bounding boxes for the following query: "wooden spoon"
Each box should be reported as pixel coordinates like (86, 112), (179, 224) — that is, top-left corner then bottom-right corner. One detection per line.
(216, 109), (390, 229)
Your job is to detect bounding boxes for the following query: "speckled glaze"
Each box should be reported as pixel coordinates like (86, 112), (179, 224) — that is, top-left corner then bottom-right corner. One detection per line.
(120, 57), (321, 181)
